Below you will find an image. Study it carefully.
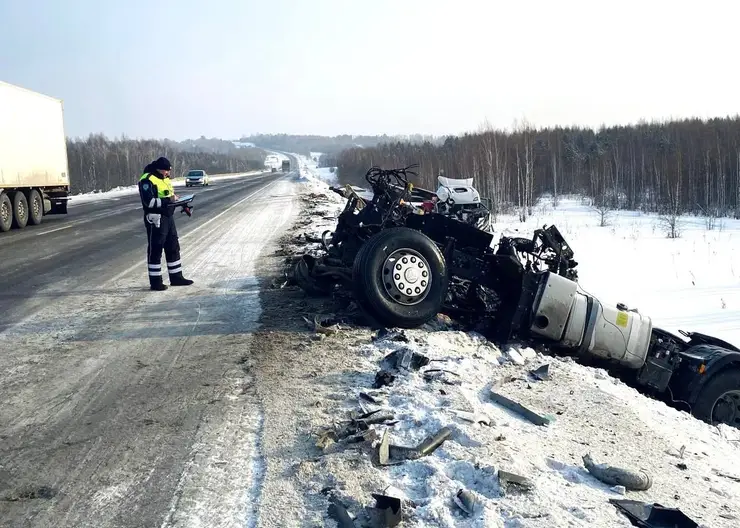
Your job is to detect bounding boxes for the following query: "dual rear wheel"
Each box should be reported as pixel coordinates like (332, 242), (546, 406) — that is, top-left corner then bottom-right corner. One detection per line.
(0, 189), (43, 232)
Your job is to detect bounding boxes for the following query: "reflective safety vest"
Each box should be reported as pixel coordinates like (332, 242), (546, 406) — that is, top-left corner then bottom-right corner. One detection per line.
(140, 172), (174, 198)
(139, 172), (175, 213)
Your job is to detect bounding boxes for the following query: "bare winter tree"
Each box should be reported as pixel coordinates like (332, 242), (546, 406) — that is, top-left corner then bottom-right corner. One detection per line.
(593, 201), (614, 227)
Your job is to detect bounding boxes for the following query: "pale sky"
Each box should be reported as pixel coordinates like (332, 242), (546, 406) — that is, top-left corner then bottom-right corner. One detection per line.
(1, 0), (737, 140)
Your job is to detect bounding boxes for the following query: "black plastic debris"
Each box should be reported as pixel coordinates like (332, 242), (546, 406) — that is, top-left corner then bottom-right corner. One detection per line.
(373, 370), (396, 389)
(529, 363), (551, 381)
(327, 498), (356, 527)
(489, 390), (553, 426)
(370, 493), (403, 526)
(381, 348), (430, 372)
(609, 499), (699, 528)
(373, 328), (410, 343)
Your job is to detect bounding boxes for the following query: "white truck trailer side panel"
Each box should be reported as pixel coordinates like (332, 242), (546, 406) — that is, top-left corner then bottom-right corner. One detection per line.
(0, 81), (70, 190)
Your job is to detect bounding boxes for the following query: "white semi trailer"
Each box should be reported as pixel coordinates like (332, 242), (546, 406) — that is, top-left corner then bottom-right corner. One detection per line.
(0, 80), (71, 232)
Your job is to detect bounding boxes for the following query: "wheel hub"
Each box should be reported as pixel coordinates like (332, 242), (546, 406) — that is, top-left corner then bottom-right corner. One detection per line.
(383, 248), (431, 306)
(712, 390), (740, 426)
(1, 202), (9, 223)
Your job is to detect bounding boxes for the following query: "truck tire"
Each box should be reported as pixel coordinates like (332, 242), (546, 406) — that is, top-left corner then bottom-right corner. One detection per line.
(12, 191), (29, 229)
(352, 227), (448, 328)
(28, 189), (43, 225)
(0, 193), (12, 232)
(692, 367), (740, 427)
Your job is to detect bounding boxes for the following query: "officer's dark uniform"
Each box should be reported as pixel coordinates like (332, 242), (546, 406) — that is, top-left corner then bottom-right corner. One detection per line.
(138, 157), (194, 290)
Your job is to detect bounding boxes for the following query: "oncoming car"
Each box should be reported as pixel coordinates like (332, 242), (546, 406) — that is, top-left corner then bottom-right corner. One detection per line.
(185, 169), (209, 187)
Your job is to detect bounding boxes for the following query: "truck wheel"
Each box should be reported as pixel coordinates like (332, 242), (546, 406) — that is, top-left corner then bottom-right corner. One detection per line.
(0, 193), (12, 232)
(692, 368), (740, 427)
(12, 191), (29, 229)
(352, 227), (448, 328)
(28, 190), (43, 225)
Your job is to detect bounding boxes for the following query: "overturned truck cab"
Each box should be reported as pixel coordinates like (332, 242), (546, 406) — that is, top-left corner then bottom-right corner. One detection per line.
(292, 165), (740, 429)
(521, 271), (740, 428)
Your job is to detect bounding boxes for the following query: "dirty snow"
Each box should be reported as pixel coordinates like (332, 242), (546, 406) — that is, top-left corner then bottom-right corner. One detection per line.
(282, 177), (740, 527)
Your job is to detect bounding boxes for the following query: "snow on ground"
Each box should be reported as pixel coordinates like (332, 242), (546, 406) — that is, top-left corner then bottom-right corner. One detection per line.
(295, 154), (339, 186)
(281, 180), (740, 527)
(67, 170), (264, 205)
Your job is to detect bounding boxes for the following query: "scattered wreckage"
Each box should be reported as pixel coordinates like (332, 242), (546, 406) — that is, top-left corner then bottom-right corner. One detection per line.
(291, 164), (740, 429)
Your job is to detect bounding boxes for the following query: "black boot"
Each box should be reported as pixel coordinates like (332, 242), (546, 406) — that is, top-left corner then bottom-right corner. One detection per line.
(169, 271), (194, 286)
(150, 275), (168, 291)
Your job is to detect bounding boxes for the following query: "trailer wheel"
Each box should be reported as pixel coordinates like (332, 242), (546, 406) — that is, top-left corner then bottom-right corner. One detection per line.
(353, 227), (448, 328)
(12, 191), (29, 229)
(0, 193), (12, 232)
(28, 190), (43, 225)
(692, 367), (740, 427)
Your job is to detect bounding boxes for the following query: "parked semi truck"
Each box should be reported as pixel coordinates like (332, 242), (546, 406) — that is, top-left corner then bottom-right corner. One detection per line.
(0, 80), (70, 232)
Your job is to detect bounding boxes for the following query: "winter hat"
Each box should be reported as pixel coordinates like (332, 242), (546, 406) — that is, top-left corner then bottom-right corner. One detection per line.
(153, 157), (172, 171)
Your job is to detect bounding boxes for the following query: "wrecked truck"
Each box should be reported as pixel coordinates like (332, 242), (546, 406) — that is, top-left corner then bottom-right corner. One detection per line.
(292, 165), (740, 428)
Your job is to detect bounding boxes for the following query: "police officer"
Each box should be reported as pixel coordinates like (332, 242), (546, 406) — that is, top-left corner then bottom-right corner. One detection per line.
(138, 157), (194, 290)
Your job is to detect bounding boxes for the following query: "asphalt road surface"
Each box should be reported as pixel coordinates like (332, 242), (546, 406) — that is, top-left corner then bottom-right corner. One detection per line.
(0, 170), (300, 527)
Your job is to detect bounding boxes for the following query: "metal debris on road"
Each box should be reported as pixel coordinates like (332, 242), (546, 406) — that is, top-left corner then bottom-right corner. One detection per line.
(377, 427), (454, 466)
(489, 389), (553, 426)
(529, 363), (551, 381)
(583, 453), (653, 491)
(498, 470), (534, 491)
(453, 488), (479, 516)
(380, 348), (430, 372)
(453, 409), (494, 426)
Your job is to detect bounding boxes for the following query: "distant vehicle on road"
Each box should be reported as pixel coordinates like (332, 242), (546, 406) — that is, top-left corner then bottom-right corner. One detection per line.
(264, 154), (279, 171)
(0, 80), (71, 232)
(282, 160), (290, 172)
(185, 169), (209, 187)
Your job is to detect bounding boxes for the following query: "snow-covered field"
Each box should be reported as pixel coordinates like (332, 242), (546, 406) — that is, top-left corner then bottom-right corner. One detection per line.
(285, 166), (740, 527)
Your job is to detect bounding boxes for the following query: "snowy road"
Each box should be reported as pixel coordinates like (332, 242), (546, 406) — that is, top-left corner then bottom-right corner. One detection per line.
(0, 171), (299, 527)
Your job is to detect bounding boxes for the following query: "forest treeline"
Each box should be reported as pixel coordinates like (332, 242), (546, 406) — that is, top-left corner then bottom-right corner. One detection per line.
(335, 117), (740, 218)
(243, 133), (443, 158)
(67, 134), (265, 194)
